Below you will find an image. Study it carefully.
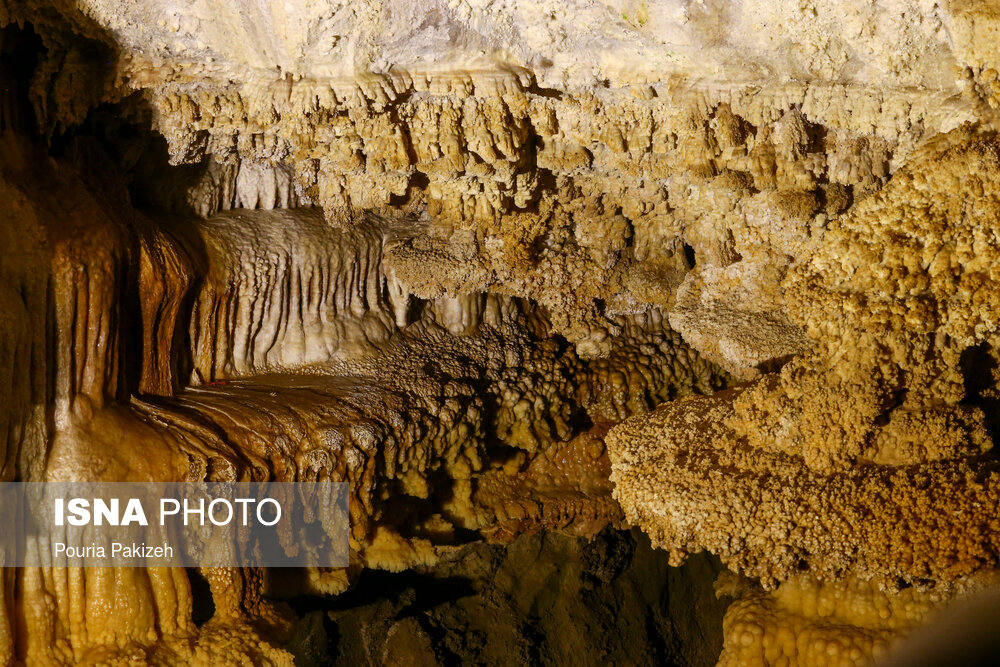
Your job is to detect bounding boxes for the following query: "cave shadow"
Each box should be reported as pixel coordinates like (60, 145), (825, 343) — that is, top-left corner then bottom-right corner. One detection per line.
(288, 569), (478, 619)
(961, 342), (1000, 448)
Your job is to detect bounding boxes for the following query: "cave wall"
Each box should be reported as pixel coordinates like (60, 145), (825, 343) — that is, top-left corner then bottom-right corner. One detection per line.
(2, 1), (1000, 665)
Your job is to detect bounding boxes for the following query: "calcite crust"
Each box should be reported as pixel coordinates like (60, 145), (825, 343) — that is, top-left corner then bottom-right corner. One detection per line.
(3, 0), (1000, 664)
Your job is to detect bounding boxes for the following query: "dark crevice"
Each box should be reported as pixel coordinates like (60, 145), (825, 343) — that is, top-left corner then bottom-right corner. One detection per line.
(188, 568), (216, 626)
(682, 243), (696, 269)
(0, 23), (44, 137)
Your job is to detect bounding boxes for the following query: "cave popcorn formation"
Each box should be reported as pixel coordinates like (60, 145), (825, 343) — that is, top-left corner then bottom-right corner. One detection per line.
(1, 0), (1000, 665)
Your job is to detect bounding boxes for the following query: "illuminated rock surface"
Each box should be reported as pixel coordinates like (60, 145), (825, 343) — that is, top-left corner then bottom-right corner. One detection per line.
(1, 0), (1000, 664)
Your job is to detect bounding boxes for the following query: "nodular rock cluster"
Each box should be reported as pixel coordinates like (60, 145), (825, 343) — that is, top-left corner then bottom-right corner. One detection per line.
(2, 0), (1000, 664)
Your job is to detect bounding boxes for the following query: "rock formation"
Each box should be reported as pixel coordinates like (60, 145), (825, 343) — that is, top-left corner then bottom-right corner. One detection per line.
(1, 0), (1000, 665)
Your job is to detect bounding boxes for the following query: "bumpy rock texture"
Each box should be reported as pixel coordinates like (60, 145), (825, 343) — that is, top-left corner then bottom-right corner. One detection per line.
(0, 126), (723, 663)
(3, 0), (1000, 665)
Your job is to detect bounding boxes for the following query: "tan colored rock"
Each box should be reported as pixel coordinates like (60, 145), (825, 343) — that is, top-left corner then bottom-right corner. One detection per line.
(6, 1), (1000, 664)
(608, 126), (1000, 664)
(717, 575), (948, 667)
(0, 130), (724, 661)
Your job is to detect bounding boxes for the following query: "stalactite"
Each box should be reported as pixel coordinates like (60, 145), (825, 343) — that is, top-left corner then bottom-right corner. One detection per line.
(3, 1), (1000, 664)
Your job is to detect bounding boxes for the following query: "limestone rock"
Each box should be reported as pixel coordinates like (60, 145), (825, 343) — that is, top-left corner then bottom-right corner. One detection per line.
(4, 1), (1000, 665)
